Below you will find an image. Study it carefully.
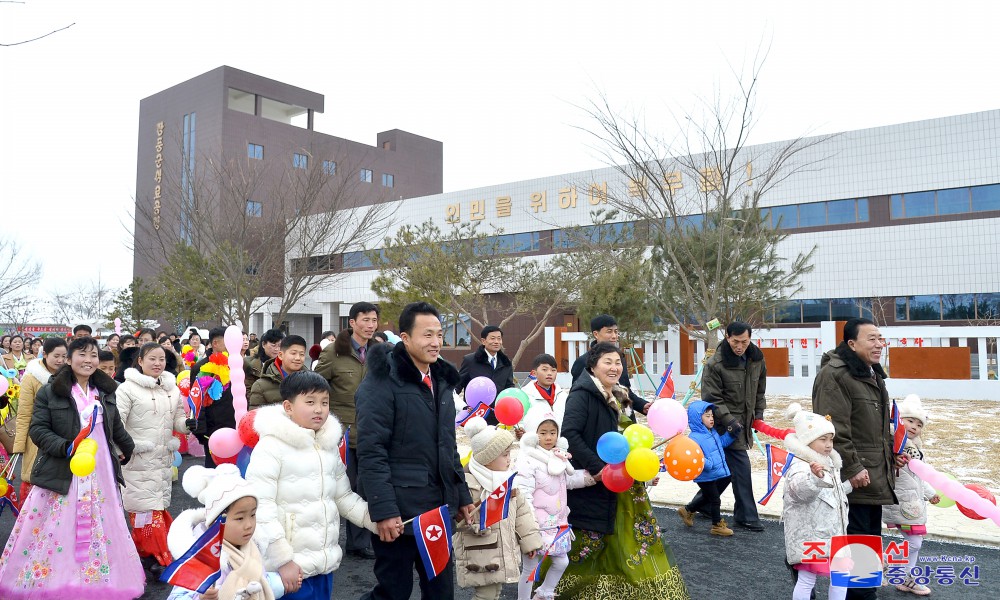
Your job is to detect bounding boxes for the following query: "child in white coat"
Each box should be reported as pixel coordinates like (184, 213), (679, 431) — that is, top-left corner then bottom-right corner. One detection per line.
(246, 371), (376, 600)
(782, 403), (853, 600)
(883, 394), (939, 596)
(520, 354), (568, 424)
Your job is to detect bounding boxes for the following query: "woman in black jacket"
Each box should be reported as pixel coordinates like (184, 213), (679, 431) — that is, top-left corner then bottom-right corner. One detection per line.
(559, 342), (689, 599)
(0, 336), (144, 599)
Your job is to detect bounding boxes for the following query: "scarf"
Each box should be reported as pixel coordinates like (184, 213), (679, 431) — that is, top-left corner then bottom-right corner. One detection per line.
(533, 382), (555, 407)
(589, 374), (622, 414)
(218, 539), (276, 600)
(468, 458), (515, 502)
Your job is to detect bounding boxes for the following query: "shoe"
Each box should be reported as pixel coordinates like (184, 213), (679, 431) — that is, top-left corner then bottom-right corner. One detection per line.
(735, 520), (764, 532)
(349, 548), (376, 560)
(710, 519), (734, 537)
(896, 577), (932, 596)
(677, 507), (694, 527)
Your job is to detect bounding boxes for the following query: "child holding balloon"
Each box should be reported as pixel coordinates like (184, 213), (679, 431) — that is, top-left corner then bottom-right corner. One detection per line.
(0, 336), (144, 599)
(677, 400), (736, 536)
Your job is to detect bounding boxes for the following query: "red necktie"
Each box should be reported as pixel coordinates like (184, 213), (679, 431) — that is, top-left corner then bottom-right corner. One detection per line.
(422, 372), (433, 393)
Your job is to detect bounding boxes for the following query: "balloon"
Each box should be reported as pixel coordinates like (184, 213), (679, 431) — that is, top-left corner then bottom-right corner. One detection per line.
(76, 438), (98, 456)
(646, 399), (687, 439)
(908, 458), (1000, 526)
(114, 317), (122, 335)
(213, 453), (239, 466)
(238, 409), (260, 448)
(663, 434), (704, 481)
(70, 452), (96, 477)
(0, 378), (7, 397)
(498, 388), (531, 414)
(956, 484), (997, 521)
(171, 466), (178, 481)
(625, 448), (660, 481)
(0, 478), (7, 497)
(172, 450), (183, 468)
(931, 472), (958, 509)
(465, 377), (498, 407)
(601, 462), (634, 492)
(623, 424), (654, 450)
(494, 395), (525, 426)
(208, 427), (243, 458)
(596, 431), (630, 465)
(455, 408), (471, 425)
(236, 445), (253, 477)
(224, 324), (248, 422)
(460, 449), (472, 468)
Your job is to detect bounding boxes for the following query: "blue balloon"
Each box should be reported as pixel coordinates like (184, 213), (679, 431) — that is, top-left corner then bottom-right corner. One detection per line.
(597, 431), (630, 465)
(236, 445), (253, 477)
(172, 451), (183, 468)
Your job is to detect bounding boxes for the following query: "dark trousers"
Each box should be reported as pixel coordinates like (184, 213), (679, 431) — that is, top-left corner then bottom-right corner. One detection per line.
(360, 533), (455, 600)
(201, 442), (215, 468)
(343, 449), (371, 552)
(689, 446), (759, 523)
(846, 503), (883, 600)
(687, 478), (729, 524)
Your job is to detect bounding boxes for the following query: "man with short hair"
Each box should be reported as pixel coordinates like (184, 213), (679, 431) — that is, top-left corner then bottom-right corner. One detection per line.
(357, 302), (474, 600)
(456, 325), (516, 424)
(73, 324), (93, 339)
(314, 301), (381, 559)
(248, 334), (310, 408)
(188, 326), (237, 467)
(570, 314), (649, 414)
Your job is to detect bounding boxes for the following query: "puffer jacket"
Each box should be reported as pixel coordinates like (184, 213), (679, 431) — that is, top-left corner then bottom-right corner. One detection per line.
(521, 381), (568, 425)
(513, 432), (589, 553)
(248, 359), (311, 408)
(12, 358), (57, 483)
(313, 328), (374, 449)
(117, 368), (187, 512)
(701, 340), (767, 450)
(246, 404), (375, 577)
(883, 439), (936, 526)
(686, 400), (735, 483)
(454, 460), (542, 588)
(812, 342), (897, 506)
(782, 432), (853, 566)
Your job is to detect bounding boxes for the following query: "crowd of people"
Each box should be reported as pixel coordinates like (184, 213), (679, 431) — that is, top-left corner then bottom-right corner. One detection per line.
(0, 308), (935, 599)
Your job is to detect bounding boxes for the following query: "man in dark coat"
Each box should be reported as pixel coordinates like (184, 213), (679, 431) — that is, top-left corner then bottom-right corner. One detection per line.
(456, 325), (515, 425)
(570, 314), (648, 414)
(813, 318), (902, 600)
(187, 326), (235, 468)
(698, 321), (767, 532)
(356, 302), (475, 600)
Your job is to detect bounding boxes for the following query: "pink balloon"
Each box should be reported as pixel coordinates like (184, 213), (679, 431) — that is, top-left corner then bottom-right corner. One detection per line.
(647, 399), (687, 439)
(909, 459), (1000, 526)
(208, 427), (243, 458)
(0, 378), (7, 397)
(224, 325), (248, 422)
(465, 377), (497, 407)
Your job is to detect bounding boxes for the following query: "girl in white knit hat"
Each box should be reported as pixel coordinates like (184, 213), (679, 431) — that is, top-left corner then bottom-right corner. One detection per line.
(781, 403), (854, 600)
(883, 394), (940, 597)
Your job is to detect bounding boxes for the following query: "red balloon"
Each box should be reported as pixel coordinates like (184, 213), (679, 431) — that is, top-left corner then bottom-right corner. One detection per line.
(238, 409), (260, 449)
(494, 396), (525, 426)
(601, 462), (634, 493)
(213, 453), (239, 465)
(956, 483), (997, 520)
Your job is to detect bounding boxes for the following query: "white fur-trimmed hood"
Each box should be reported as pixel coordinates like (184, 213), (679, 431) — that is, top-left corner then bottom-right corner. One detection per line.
(784, 432), (843, 469)
(252, 403), (343, 451)
(167, 507), (208, 559)
(24, 357), (54, 384)
(123, 367), (177, 392)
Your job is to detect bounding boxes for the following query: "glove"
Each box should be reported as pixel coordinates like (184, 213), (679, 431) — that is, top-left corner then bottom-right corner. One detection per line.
(754, 410), (765, 421)
(185, 418), (204, 435)
(720, 415), (743, 438)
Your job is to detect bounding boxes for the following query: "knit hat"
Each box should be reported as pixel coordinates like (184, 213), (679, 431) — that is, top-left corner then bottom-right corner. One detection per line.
(897, 394), (929, 424)
(182, 464), (258, 525)
(785, 402), (836, 446)
(465, 416), (515, 466)
(521, 406), (567, 450)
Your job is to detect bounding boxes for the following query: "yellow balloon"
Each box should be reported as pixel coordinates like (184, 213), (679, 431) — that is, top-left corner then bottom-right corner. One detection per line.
(625, 448), (661, 481)
(0, 478), (8, 497)
(77, 439), (98, 456)
(460, 450), (472, 468)
(70, 452), (96, 477)
(624, 424), (655, 450)
(177, 370), (191, 383)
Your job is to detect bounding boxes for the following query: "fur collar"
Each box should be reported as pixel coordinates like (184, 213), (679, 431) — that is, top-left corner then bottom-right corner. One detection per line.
(834, 342), (889, 379)
(123, 367), (177, 391)
(252, 404), (343, 451)
(718, 339), (764, 367)
(367, 341), (460, 388)
(24, 358), (55, 384)
(784, 433), (844, 469)
(473, 345), (511, 368)
(50, 364), (117, 398)
(334, 328), (374, 357)
(519, 438), (574, 476)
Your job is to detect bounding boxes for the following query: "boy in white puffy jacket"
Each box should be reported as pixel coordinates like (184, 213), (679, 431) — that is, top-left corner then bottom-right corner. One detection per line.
(520, 354), (569, 424)
(246, 371), (376, 600)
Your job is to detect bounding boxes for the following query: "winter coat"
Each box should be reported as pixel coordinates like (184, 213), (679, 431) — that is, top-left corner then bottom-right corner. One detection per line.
(513, 434), (590, 553)
(245, 355), (265, 389)
(191, 353), (235, 440)
(883, 439), (936, 525)
(701, 340), (767, 450)
(571, 352), (648, 414)
(12, 358), (57, 483)
(355, 342), (473, 529)
(116, 368), (187, 512)
(782, 432), (853, 566)
(563, 373), (635, 534)
(521, 381), (568, 425)
(246, 404), (375, 577)
(686, 400), (735, 483)
(1, 351), (35, 373)
(457, 346), (516, 426)
(313, 328), (374, 448)
(29, 368), (134, 495)
(248, 359), (311, 408)
(454, 463), (542, 588)
(812, 342), (897, 506)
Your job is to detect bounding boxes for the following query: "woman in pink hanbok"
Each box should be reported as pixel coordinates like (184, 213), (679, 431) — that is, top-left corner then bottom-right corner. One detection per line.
(0, 336), (144, 599)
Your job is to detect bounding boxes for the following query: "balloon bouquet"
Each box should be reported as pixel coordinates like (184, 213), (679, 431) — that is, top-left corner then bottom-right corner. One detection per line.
(203, 326), (258, 475)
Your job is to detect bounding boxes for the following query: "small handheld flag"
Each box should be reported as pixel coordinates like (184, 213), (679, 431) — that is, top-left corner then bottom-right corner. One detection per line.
(160, 515), (226, 593)
(188, 379), (204, 420)
(526, 525), (571, 582)
(458, 403), (492, 427)
(414, 506), (454, 581)
(655, 362), (675, 399)
(891, 400), (908, 455)
(758, 444), (794, 506)
(67, 406), (99, 458)
(339, 426), (350, 467)
(479, 473), (517, 532)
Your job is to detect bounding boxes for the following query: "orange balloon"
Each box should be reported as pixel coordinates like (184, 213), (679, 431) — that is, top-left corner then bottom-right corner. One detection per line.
(663, 434), (705, 481)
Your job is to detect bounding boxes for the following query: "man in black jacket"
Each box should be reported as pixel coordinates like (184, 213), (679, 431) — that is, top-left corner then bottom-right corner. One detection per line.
(187, 326), (235, 468)
(570, 314), (648, 414)
(357, 302), (475, 600)
(456, 325), (515, 424)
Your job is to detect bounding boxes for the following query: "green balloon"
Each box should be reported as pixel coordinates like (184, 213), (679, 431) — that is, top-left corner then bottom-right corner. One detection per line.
(932, 472), (958, 509)
(498, 388), (531, 416)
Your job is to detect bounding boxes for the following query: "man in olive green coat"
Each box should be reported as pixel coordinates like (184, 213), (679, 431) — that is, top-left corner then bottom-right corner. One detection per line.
(313, 301), (380, 559)
(247, 334), (308, 408)
(699, 321), (767, 532)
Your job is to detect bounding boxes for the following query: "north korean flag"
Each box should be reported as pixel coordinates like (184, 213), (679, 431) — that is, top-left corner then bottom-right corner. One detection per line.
(188, 379), (204, 420)
(758, 444), (794, 506)
(891, 400), (909, 455)
(458, 403), (492, 427)
(339, 426), (350, 467)
(67, 405), (99, 458)
(160, 515), (226, 593)
(414, 505), (454, 581)
(479, 473), (516, 532)
(526, 525), (571, 582)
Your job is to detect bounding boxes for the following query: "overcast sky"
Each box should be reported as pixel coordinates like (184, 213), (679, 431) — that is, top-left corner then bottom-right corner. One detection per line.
(3, 0), (999, 296)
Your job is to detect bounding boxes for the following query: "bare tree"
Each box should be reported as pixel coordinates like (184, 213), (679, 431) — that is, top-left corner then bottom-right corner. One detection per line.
(0, 295), (38, 333)
(48, 276), (115, 327)
(0, 2), (74, 46)
(0, 240), (42, 315)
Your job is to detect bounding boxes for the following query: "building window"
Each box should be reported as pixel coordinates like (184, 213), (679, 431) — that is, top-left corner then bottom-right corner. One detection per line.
(775, 301), (802, 323)
(802, 299), (830, 323)
(245, 200), (263, 217)
(293, 153), (308, 169)
(972, 184), (1000, 212)
(441, 313), (471, 348)
(942, 294), (975, 320)
(770, 205), (798, 228)
(360, 168), (373, 183)
(382, 173), (394, 187)
(180, 112), (197, 244)
(322, 160), (336, 175)
(248, 143), (264, 160)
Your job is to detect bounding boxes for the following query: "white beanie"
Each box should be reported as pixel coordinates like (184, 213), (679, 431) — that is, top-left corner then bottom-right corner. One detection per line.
(898, 394), (929, 424)
(785, 402), (836, 446)
(465, 417), (515, 466)
(521, 406), (568, 450)
(182, 464), (258, 526)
